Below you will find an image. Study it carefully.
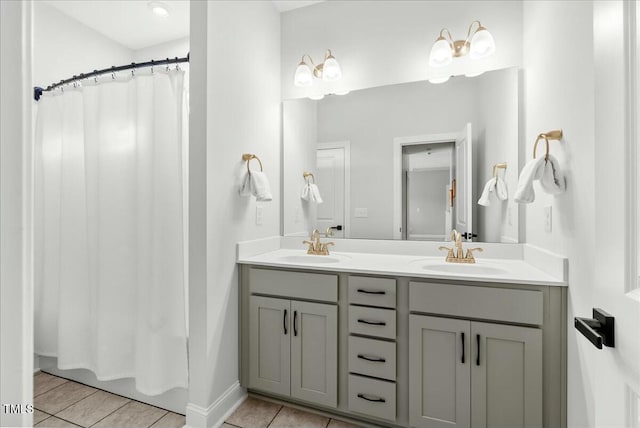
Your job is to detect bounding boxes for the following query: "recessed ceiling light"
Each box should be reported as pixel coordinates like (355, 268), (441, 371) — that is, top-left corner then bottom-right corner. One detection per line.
(148, 1), (170, 17)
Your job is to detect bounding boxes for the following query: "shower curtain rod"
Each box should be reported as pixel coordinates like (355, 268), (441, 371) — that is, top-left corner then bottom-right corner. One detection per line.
(33, 53), (189, 101)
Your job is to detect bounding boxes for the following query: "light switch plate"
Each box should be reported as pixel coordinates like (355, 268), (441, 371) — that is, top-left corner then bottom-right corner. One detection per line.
(256, 205), (263, 225)
(354, 208), (368, 218)
(544, 205), (552, 232)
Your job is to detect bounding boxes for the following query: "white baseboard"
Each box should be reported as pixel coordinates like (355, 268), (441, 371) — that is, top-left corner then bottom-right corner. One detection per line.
(185, 381), (246, 428)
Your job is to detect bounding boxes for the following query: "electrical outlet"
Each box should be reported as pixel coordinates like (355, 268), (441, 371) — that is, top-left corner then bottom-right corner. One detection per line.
(256, 205), (263, 225)
(544, 205), (552, 232)
(354, 208), (368, 218)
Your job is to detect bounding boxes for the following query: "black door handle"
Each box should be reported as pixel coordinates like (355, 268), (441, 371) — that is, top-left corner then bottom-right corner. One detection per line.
(357, 393), (386, 403)
(574, 308), (615, 349)
(283, 309), (287, 335)
(357, 354), (386, 363)
(357, 319), (386, 326)
(461, 332), (465, 364)
(293, 310), (298, 336)
(476, 334), (480, 366)
(329, 225), (343, 231)
(357, 289), (386, 295)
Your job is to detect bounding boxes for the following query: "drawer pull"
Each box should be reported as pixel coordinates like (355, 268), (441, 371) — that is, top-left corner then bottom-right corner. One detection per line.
(357, 354), (386, 363)
(357, 319), (386, 326)
(357, 393), (386, 403)
(357, 288), (386, 295)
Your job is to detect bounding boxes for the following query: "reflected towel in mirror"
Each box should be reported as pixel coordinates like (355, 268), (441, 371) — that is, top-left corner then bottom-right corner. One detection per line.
(301, 182), (323, 203)
(478, 176), (508, 206)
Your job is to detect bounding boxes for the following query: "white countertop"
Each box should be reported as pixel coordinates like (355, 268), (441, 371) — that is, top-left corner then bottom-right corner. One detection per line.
(237, 244), (567, 287)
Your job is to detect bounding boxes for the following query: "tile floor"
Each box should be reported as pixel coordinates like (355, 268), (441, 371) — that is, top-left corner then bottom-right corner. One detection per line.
(35, 373), (362, 428)
(33, 372), (185, 428)
(224, 396), (362, 428)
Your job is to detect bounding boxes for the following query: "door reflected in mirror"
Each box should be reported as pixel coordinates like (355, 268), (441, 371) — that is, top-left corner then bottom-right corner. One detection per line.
(283, 67), (520, 243)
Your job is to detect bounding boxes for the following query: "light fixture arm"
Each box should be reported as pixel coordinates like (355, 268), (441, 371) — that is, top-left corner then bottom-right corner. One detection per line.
(438, 28), (454, 44)
(465, 20), (483, 42)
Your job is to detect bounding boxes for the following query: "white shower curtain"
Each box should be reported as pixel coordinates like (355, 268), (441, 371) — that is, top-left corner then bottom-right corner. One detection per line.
(34, 68), (188, 396)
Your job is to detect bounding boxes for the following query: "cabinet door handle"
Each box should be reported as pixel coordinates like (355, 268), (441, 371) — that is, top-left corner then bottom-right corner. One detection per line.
(357, 289), (386, 295)
(357, 319), (386, 326)
(357, 393), (386, 403)
(461, 332), (465, 364)
(283, 309), (287, 335)
(294, 310), (298, 337)
(357, 354), (386, 363)
(476, 334), (481, 366)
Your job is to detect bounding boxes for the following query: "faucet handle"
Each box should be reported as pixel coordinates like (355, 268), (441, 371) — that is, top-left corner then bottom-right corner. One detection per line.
(320, 242), (335, 255)
(439, 246), (455, 260)
(302, 240), (315, 253)
(465, 247), (483, 260)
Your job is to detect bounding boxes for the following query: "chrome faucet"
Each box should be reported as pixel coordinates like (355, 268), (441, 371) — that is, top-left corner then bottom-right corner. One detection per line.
(303, 229), (335, 255)
(439, 229), (483, 263)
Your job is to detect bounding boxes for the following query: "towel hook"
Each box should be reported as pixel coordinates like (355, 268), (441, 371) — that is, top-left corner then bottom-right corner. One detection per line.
(533, 129), (563, 161)
(242, 154), (263, 175)
(492, 162), (507, 180)
(302, 171), (315, 183)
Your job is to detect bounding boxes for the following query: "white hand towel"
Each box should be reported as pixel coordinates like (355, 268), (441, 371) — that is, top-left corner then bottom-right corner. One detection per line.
(240, 170), (273, 201)
(539, 155), (566, 195)
(495, 176), (508, 201)
(514, 157), (545, 204)
(240, 172), (252, 196)
(478, 176), (508, 207)
(250, 171), (273, 201)
(301, 183), (323, 203)
(478, 179), (494, 206)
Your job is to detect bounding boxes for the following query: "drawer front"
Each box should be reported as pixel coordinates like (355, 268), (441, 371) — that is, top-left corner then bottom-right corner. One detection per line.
(409, 282), (543, 325)
(348, 374), (396, 422)
(249, 268), (337, 302)
(348, 306), (396, 340)
(348, 276), (396, 308)
(348, 336), (396, 381)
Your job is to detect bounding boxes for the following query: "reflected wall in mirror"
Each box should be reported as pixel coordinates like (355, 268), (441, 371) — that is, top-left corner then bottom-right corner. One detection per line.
(283, 67), (520, 243)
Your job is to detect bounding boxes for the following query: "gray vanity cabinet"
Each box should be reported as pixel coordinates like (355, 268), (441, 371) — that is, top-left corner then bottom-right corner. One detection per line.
(246, 269), (338, 409)
(409, 281), (544, 428)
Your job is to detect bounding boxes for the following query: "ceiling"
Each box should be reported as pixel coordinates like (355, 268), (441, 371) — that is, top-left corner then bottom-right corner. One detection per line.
(43, 0), (190, 51)
(272, 1), (325, 13)
(44, 1), (323, 51)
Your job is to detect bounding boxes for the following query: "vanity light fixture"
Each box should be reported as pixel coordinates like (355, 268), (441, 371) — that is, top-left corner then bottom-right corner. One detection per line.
(428, 21), (496, 68)
(294, 50), (342, 87)
(148, 1), (170, 17)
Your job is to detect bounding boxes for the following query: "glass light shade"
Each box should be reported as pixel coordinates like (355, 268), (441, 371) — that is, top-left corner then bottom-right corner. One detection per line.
(428, 37), (453, 67)
(322, 56), (342, 81)
(469, 28), (496, 60)
(148, 2), (169, 17)
(294, 62), (313, 87)
(465, 71), (485, 78)
(428, 75), (451, 84)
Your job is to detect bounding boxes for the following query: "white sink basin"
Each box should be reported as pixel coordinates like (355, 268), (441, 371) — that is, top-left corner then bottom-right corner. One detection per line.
(276, 254), (346, 264)
(412, 259), (509, 275)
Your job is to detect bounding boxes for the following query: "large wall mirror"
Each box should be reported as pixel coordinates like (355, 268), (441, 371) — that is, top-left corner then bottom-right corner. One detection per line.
(283, 67), (521, 243)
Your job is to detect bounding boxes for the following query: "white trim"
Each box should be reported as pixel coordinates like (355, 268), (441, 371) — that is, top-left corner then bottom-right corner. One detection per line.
(317, 141), (351, 238)
(625, 0), (639, 294)
(392, 133), (458, 240)
(185, 381), (246, 428)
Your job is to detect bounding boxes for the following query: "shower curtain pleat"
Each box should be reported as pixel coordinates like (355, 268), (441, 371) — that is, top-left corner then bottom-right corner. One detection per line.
(34, 69), (188, 396)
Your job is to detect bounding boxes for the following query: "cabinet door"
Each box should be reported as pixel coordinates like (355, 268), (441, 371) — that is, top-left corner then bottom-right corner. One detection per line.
(290, 300), (338, 408)
(471, 322), (542, 428)
(409, 315), (471, 428)
(249, 296), (291, 396)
